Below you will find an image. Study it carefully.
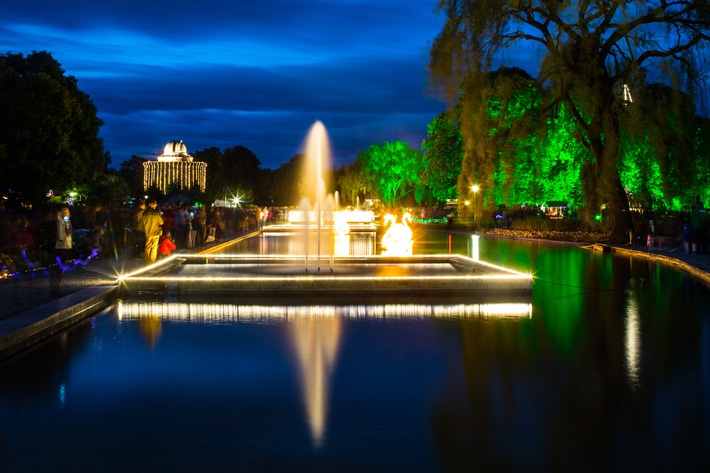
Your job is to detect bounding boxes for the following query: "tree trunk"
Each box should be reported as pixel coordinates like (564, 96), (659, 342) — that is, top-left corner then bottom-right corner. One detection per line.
(599, 110), (633, 241)
(579, 159), (602, 227)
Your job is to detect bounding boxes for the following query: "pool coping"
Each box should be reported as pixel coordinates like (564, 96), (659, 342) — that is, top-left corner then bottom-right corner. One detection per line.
(0, 284), (116, 362)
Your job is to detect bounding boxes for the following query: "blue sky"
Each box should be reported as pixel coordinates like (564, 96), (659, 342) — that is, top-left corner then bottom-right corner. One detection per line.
(3, 2), (708, 171)
(0, 0), (474, 169)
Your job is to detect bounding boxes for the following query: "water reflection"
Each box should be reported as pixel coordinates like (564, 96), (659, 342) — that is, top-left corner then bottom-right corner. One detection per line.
(260, 231), (377, 257)
(288, 310), (341, 447)
(117, 301), (533, 323)
(624, 293), (641, 388)
(138, 317), (163, 351)
(117, 300), (531, 448)
(4, 233), (710, 471)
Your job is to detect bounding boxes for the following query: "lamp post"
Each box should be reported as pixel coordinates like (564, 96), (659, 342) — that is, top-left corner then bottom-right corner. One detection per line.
(471, 185), (479, 223)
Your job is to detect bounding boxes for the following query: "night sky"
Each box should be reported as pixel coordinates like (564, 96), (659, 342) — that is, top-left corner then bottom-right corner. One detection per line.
(2, 0), (525, 169)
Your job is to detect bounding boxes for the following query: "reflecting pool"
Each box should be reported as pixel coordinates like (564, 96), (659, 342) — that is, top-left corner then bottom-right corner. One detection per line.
(1, 230), (709, 472)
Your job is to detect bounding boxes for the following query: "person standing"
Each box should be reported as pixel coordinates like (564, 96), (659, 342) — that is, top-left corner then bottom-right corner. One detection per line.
(174, 204), (187, 248)
(128, 200), (146, 256)
(690, 195), (704, 253)
(55, 207), (73, 259)
(193, 206), (207, 247)
(647, 219), (655, 251)
(140, 198), (164, 265)
(50, 207), (73, 296)
(681, 223), (691, 255)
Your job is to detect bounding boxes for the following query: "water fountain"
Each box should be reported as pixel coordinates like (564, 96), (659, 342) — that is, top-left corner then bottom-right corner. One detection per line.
(118, 121), (532, 299)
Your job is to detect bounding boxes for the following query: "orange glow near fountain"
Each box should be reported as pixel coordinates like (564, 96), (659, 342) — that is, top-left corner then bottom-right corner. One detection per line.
(381, 213), (413, 256)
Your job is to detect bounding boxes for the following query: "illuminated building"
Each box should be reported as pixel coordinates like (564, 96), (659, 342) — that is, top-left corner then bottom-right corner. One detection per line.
(143, 140), (207, 193)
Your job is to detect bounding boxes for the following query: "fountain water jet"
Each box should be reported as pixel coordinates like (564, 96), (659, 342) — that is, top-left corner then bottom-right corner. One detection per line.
(302, 121), (332, 272)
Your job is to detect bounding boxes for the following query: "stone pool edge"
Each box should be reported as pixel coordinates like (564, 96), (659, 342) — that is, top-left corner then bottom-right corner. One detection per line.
(0, 284), (116, 362)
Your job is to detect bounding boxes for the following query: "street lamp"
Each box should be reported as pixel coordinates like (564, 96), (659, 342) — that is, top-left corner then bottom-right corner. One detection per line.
(471, 185), (479, 222)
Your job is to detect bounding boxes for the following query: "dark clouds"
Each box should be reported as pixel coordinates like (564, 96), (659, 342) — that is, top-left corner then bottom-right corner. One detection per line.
(1, 1), (455, 168)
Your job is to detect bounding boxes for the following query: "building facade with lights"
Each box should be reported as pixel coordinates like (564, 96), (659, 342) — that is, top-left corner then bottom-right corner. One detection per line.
(143, 140), (207, 193)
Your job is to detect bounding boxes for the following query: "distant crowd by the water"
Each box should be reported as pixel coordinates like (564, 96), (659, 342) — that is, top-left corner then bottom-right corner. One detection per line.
(1, 197), (708, 276)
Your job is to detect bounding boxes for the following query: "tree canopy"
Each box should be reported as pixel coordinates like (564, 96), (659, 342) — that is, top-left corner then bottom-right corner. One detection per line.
(421, 109), (463, 202)
(430, 0), (710, 238)
(0, 51), (105, 208)
(357, 141), (423, 207)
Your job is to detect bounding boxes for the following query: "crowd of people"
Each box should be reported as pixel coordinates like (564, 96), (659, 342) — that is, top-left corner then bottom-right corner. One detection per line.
(0, 200), (252, 276)
(125, 200), (234, 264)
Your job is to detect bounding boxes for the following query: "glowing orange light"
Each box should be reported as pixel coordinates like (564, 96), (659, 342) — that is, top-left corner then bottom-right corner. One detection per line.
(381, 213), (413, 256)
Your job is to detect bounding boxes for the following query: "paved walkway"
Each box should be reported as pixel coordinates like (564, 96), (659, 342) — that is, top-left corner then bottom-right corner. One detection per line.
(0, 252), (144, 322)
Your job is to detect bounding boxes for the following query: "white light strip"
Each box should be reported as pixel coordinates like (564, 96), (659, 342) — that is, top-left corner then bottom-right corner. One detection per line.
(117, 301), (532, 320)
(118, 253), (533, 282)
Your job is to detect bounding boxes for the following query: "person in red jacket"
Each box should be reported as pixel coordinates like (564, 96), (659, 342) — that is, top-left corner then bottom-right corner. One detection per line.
(158, 230), (176, 258)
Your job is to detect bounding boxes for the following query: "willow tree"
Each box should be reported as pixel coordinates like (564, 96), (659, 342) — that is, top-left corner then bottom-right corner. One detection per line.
(336, 159), (370, 207)
(620, 83), (703, 210)
(430, 0), (709, 238)
(457, 67), (544, 211)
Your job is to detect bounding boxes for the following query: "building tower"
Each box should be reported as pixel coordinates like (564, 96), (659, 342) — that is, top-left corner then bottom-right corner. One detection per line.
(143, 140), (207, 193)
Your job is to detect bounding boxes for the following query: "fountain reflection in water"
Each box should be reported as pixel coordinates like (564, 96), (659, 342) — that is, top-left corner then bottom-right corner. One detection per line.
(288, 310), (342, 447)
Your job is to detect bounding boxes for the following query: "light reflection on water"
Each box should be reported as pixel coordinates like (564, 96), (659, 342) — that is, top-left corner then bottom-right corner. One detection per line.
(0, 230), (709, 472)
(624, 292), (641, 389)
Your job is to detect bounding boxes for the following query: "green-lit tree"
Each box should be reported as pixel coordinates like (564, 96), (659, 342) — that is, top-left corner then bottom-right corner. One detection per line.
(536, 102), (588, 208)
(358, 141), (423, 207)
(430, 0), (710, 238)
(620, 83), (705, 210)
(456, 68), (545, 213)
(0, 51), (105, 208)
(421, 108), (463, 203)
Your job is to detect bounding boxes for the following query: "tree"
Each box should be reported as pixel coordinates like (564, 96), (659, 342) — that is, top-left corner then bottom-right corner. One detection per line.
(118, 155), (148, 198)
(358, 141), (423, 207)
(422, 109), (463, 203)
(430, 0), (710, 238)
(193, 147), (222, 199)
(0, 51), (105, 208)
(456, 67), (545, 212)
(87, 153), (132, 204)
(270, 153), (306, 206)
(193, 145), (269, 205)
(336, 160), (370, 207)
(620, 83), (702, 210)
(220, 146), (265, 192)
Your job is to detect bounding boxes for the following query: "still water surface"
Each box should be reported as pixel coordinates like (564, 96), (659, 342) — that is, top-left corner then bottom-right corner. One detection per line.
(1, 230), (708, 472)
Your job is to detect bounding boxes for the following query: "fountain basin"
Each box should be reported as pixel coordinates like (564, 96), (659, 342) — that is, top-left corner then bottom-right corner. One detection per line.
(118, 254), (532, 302)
